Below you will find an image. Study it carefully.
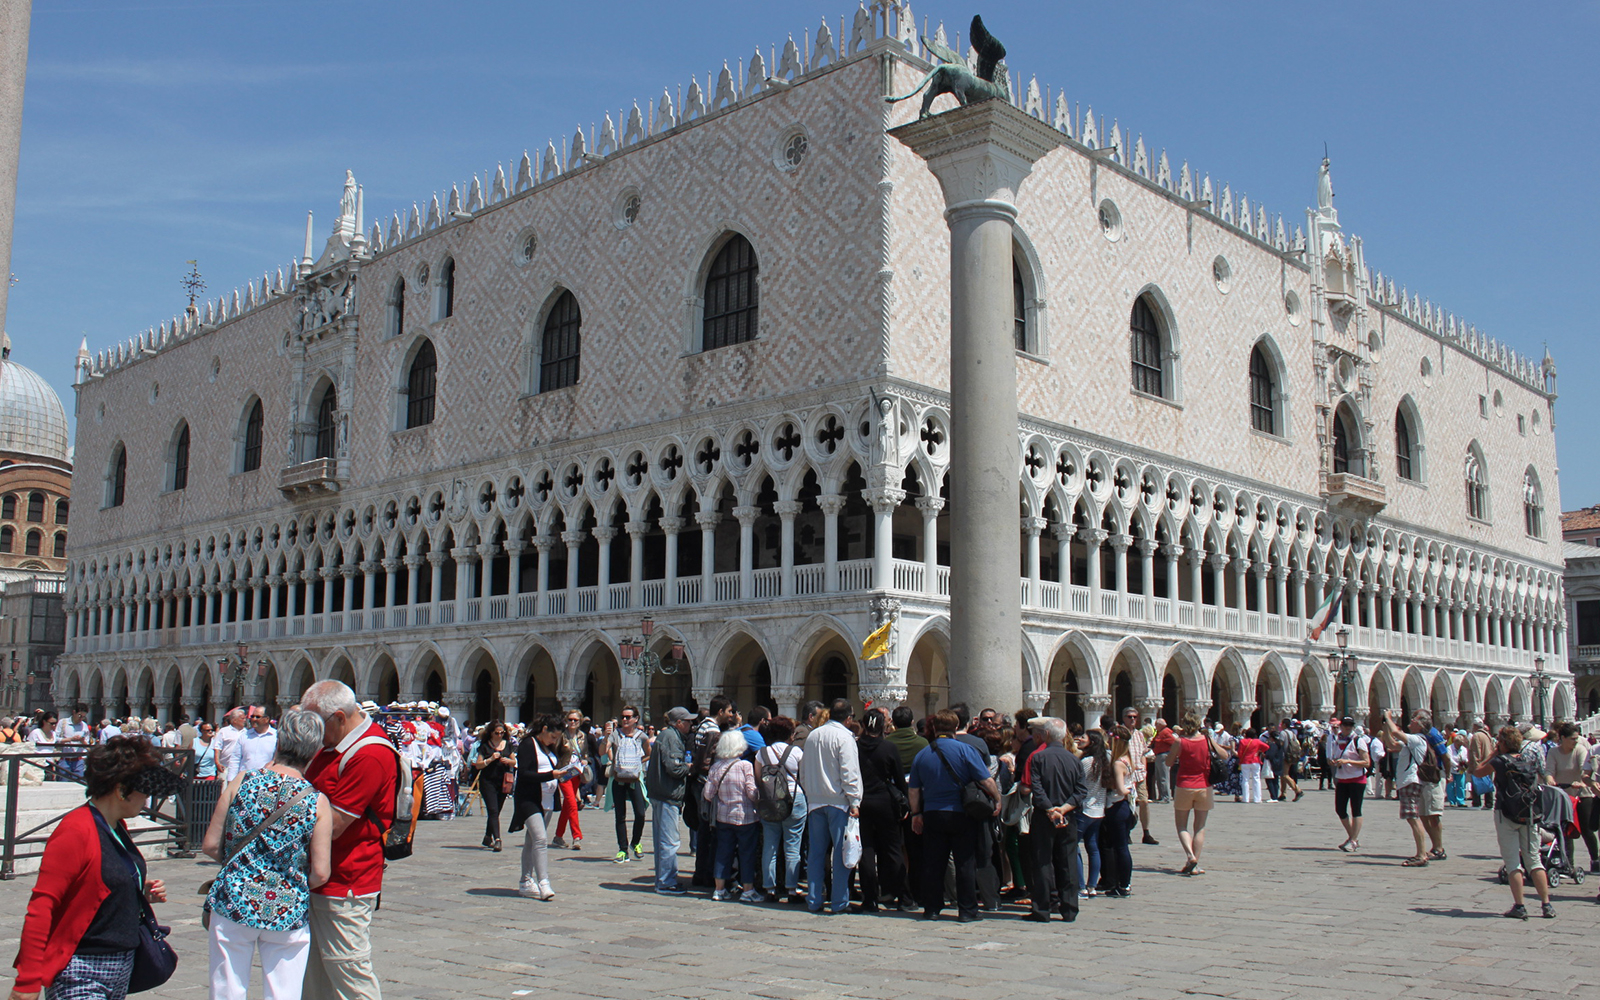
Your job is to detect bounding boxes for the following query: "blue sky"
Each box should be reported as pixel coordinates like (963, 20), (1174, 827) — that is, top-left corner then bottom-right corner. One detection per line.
(9, 1), (1599, 506)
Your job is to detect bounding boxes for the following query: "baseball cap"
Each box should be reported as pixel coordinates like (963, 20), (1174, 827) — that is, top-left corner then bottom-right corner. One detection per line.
(1339, 716), (1355, 727)
(665, 707), (693, 724)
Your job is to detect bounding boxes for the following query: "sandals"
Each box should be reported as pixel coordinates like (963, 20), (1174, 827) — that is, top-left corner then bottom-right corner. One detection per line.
(1427, 848), (1448, 861)
(1179, 859), (1197, 875)
(1337, 841), (1353, 853)
(1402, 856), (1429, 867)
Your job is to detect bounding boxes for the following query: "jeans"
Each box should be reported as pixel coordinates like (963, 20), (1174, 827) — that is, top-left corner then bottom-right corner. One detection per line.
(920, 810), (978, 919)
(519, 811), (549, 887)
(652, 800), (683, 889)
(1029, 808), (1081, 920)
(210, 911), (311, 1000)
(1241, 762), (1263, 803)
(761, 787), (806, 892)
(715, 820), (760, 886)
(1073, 813), (1102, 893)
(805, 806), (850, 913)
(613, 780), (646, 852)
(1099, 799), (1134, 892)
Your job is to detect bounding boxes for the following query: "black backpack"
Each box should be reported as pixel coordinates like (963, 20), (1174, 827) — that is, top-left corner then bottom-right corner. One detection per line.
(1496, 753), (1542, 824)
(754, 744), (797, 823)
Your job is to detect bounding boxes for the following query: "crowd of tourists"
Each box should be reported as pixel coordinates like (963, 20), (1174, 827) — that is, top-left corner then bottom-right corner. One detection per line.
(7, 686), (1598, 1000)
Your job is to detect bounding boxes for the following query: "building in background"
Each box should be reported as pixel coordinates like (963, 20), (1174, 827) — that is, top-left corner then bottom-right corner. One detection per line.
(1, 575), (65, 714)
(1562, 506), (1600, 719)
(56, 9), (1568, 729)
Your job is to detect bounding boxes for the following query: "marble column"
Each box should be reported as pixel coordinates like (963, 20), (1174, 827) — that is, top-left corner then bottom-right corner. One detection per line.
(695, 510), (719, 601)
(533, 535), (553, 614)
(1023, 516), (1045, 605)
(499, 692), (524, 726)
(592, 525), (616, 611)
(660, 516), (683, 607)
(818, 495), (845, 594)
(917, 496), (945, 597)
(891, 99), (1058, 715)
(1138, 537), (1157, 614)
(0, 0), (30, 337)
(626, 519), (647, 607)
(733, 505), (760, 599)
(867, 488), (904, 593)
(775, 500), (802, 596)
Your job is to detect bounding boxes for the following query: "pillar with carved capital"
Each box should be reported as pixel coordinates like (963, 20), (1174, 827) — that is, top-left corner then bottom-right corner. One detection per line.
(916, 496), (944, 596)
(427, 551), (447, 607)
(660, 516), (683, 606)
(891, 102), (1057, 715)
(691, 687), (720, 715)
(556, 688), (585, 713)
(1161, 543), (1181, 603)
(1082, 694), (1113, 727)
(818, 495), (845, 594)
(1083, 528), (1107, 606)
(499, 692), (524, 726)
(770, 685), (805, 719)
(1138, 537), (1156, 612)
(1023, 516), (1045, 605)
(592, 526), (616, 611)
(732, 505), (759, 600)
(560, 529), (584, 602)
(475, 543), (496, 601)
(867, 488), (904, 594)
(695, 509), (719, 602)
(775, 500), (803, 596)
(626, 520), (647, 606)
(1134, 697), (1163, 723)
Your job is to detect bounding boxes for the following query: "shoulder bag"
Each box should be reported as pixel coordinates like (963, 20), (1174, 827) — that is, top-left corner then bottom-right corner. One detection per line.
(90, 808), (178, 994)
(199, 782), (317, 927)
(1415, 738), (1442, 784)
(1204, 737), (1230, 787)
(930, 740), (993, 822)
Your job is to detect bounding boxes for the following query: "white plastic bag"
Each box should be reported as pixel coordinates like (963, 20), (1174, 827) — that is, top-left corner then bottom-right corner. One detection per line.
(842, 815), (862, 869)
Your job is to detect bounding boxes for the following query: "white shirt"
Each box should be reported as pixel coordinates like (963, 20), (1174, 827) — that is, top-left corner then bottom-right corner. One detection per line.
(55, 719), (90, 745)
(100, 724), (122, 741)
(798, 720), (863, 812)
(28, 726), (53, 745)
(159, 730), (182, 748)
(239, 726), (279, 774)
(214, 724), (247, 780)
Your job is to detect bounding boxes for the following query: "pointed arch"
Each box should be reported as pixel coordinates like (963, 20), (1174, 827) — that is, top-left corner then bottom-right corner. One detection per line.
(1394, 395), (1424, 483)
(700, 232), (760, 351)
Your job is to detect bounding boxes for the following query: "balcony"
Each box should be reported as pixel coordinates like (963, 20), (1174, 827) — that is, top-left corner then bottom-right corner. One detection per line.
(279, 458), (341, 496)
(1324, 472), (1387, 517)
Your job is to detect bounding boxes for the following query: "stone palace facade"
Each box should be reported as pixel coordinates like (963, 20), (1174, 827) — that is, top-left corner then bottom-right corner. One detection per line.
(55, 6), (1572, 729)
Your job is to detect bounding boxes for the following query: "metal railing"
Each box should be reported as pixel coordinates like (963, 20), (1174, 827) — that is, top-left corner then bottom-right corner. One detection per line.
(2, 746), (199, 879)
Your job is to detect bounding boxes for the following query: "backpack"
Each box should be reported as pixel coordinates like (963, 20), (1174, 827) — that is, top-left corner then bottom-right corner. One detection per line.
(339, 734), (419, 862)
(1283, 732), (1301, 760)
(611, 731), (646, 784)
(755, 743), (797, 823)
(1496, 754), (1541, 824)
(1414, 739), (1442, 784)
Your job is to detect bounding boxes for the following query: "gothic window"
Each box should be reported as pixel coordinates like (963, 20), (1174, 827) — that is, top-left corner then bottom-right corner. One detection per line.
(1523, 468), (1544, 538)
(25, 491), (42, 522)
(1332, 410), (1352, 474)
(52, 531), (66, 558)
(0, 495), (12, 519)
(24, 530), (40, 556)
(314, 387), (338, 460)
(54, 500), (68, 524)
(1395, 407), (1416, 481)
(539, 291), (582, 392)
(1013, 259), (1028, 352)
(242, 399), (264, 473)
(169, 422), (190, 491)
(1249, 346), (1276, 434)
(406, 339), (437, 428)
(702, 234), (759, 351)
(1129, 295), (1165, 398)
(1465, 446), (1489, 521)
(437, 257), (455, 320)
(388, 276), (406, 338)
(107, 444), (127, 508)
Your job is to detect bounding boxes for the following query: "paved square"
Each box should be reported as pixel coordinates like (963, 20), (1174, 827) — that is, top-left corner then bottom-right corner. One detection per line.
(4, 791), (1595, 1000)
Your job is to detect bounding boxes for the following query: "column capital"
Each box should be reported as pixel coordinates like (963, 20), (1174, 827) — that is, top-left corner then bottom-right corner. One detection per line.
(914, 496), (946, 515)
(774, 500), (805, 519)
(1134, 697), (1164, 718)
(1051, 522), (1077, 543)
(475, 543), (497, 561)
(498, 692), (525, 708)
(1206, 552), (1229, 571)
(888, 99), (1063, 215)
(425, 551), (447, 566)
(380, 558), (400, 572)
(1021, 516), (1047, 536)
(731, 505), (762, 527)
(865, 488), (906, 516)
(502, 541), (525, 558)
(624, 520), (650, 537)
(816, 494), (847, 517)
(1108, 533), (1132, 552)
(1160, 542), (1184, 559)
(1136, 537), (1158, 557)
(1022, 689), (1050, 712)
(560, 529), (586, 546)
(1272, 565), (1289, 581)
(532, 533), (557, 553)
(556, 688), (584, 709)
(1081, 527), (1109, 547)
(659, 516), (685, 534)
(694, 510), (721, 530)
(589, 526), (617, 545)
(403, 554), (425, 569)
(339, 564), (358, 579)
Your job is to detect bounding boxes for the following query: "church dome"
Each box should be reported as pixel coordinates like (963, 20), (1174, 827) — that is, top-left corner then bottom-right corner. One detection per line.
(0, 352), (71, 464)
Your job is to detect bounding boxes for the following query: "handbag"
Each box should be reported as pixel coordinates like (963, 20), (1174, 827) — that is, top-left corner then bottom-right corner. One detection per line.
(90, 808), (177, 994)
(1205, 738), (1230, 787)
(930, 740), (993, 822)
(1415, 740), (1442, 784)
(501, 768), (516, 795)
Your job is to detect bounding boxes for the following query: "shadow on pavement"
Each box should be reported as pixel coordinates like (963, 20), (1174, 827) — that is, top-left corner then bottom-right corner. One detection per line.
(465, 887), (524, 897)
(1409, 906), (1497, 919)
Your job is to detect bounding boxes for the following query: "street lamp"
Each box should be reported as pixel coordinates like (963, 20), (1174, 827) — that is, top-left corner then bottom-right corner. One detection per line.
(1327, 625), (1358, 721)
(619, 618), (684, 679)
(216, 642), (270, 710)
(1531, 655), (1550, 727)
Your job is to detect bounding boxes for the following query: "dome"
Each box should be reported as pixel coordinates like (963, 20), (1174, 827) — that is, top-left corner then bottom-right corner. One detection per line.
(0, 355), (71, 463)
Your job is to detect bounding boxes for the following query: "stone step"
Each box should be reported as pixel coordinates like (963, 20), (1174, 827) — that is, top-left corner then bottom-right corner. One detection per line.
(4, 797), (183, 877)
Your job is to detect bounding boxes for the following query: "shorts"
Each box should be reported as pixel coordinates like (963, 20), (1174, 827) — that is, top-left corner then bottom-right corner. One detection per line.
(1334, 782), (1365, 819)
(1419, 780), (1444, 817)
(1494, 812), (1543, 874)
(1135, 780), (1149, 808)
(1398, 783), (1423, 820)
(1173, 786), (1213, 811)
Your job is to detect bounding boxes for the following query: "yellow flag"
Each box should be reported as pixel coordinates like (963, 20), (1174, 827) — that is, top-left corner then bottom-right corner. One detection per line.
(861, 620), (892, 661)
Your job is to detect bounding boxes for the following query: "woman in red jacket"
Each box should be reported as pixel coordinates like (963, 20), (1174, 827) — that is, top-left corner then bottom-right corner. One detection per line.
(9, 735), (181, 1000)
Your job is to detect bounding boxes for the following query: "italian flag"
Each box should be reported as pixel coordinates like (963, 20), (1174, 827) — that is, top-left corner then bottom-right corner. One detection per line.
(1309, 587), (1344, 641)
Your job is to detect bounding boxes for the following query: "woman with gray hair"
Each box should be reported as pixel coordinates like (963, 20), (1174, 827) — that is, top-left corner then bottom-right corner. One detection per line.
(201, 707), (334, 1000)
(704, 728), (761, 902)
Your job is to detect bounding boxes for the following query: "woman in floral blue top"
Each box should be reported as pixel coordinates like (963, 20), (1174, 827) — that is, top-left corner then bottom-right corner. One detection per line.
(201, 708), (333, 1000)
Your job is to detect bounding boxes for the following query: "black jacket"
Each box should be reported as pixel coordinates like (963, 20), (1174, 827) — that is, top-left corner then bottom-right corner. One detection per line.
(1027, 744), (1087, 816)
(857, 735), (909, 802)
(507, 738), (562, 833)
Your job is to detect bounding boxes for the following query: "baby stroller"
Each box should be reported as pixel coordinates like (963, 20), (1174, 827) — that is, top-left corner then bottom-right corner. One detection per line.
(1498, 785), (1584, 887)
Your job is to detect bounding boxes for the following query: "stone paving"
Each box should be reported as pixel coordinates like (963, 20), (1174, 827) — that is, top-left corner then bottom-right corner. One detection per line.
(4, 791), (1596, 1000)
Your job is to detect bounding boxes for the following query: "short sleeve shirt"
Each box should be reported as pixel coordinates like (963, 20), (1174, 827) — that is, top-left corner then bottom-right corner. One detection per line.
(1395, 733), (1427, 788)
(910, 737), (989, 813)
(304, 721), (397, 897)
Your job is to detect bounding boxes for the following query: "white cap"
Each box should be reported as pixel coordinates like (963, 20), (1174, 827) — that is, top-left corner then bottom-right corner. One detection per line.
(437, 706), (450, 718)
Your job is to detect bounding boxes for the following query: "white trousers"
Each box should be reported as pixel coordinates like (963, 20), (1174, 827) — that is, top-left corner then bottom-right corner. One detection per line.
(1241, 763), (1263, 803)
(209, 910), (312, 1000)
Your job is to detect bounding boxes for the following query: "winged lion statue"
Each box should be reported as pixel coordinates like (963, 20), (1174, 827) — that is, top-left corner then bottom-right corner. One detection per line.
(885, 15), (1009, 119)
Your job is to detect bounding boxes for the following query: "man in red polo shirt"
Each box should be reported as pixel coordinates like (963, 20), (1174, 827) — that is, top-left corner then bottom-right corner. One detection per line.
(301, 680), (399, 1000)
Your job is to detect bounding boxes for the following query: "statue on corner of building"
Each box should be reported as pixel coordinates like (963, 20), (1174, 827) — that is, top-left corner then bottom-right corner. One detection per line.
(885, 14), (1009, 119)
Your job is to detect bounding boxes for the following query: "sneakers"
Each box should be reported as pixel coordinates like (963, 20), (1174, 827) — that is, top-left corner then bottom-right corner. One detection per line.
(550, 836), (568, 850)
(631, 843), (645, 860)
(655, 883), (687, 895)
(739, 888), (765, 903)
(712, 888), (733, 901)
(538, 880), (555, 901)
(571, 839), (583, 851)
(613, 851), (629, 864)
(518, 880), (541, 899)
(1541, 902), (1555, 919)
(1504, 904), (1528, 920)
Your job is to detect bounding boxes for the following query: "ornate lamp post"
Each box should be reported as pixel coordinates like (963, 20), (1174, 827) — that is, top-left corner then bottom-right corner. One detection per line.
(216, 642), (270, 710)
(1327, 625), (1358, 720)
(1531, 656), (1550, 727)
(619, 617), (684, 679)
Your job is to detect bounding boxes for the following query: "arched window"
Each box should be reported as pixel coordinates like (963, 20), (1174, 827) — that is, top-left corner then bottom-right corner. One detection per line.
(315, 387), (338, 460)
(701, 234), (759, 350)
(242, 399), (264, 472)
(388, 276), (406, 338)
(24, 530), (40, 556)
(406, 339), (437, 428)
(539, 291), (582, 391)
(0, 527), (11, 552)
(1332, 409), (1353, 474)
(107, 444), (127, 508)
(169, 422), (190, 491)
(25, 491), (43, 521)
(1523, 468), (1544, 538)
(1465, 447), (1489, 521)
(1249, 346), (1276, 434)
(54, 500), (68, 524)
(1129, 295), (1165, 398)
(1395, 407), (1416, 481)
(52, 531), (66, 558)
(2, 494), (15, 519)
(1013, 259), (1028, 352)
(437, 257), (455, 320)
